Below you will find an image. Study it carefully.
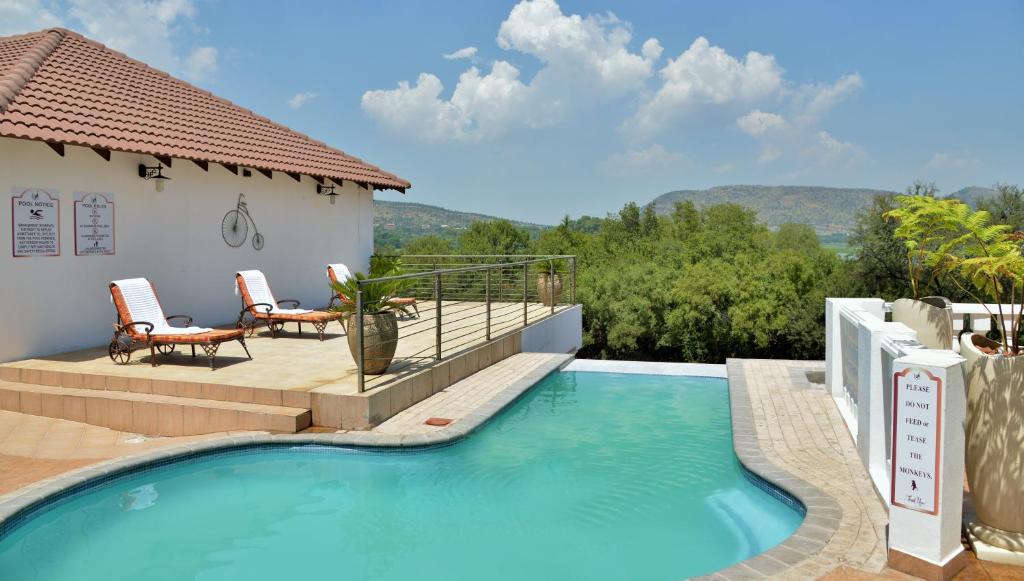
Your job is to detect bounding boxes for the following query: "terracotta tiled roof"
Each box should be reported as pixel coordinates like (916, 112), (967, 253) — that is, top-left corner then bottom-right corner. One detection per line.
(0, 28), (410, 191)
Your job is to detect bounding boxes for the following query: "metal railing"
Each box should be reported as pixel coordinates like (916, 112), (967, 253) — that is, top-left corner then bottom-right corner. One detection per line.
(352, 255), (576, 392)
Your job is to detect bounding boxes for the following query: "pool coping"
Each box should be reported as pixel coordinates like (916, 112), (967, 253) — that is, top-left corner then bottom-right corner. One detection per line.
(563, 359), (727, 378)
(692, 359), (843, 580)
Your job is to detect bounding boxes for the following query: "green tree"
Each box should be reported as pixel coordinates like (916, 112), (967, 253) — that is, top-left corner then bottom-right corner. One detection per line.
(977, 183), (1024, 231)
(458, 220), (531, 255)
(402, 235), (455, 255)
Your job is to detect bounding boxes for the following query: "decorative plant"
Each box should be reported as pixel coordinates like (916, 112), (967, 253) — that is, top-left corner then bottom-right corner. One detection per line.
(887, 195), (1024, 355)
(884, 195), (964, 299)
(531, 257), (569, 278)
(329, 258), (416, 317)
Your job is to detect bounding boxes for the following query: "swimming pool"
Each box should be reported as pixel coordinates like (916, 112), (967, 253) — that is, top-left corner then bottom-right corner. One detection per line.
(0, 371), (803, 580)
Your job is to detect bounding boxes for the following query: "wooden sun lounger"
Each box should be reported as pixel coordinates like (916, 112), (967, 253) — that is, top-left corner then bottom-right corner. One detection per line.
(235, 270), (342, 341)
(109, 279), (250, 370)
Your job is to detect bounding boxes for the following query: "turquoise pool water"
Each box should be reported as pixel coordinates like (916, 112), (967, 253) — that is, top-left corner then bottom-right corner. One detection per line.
(0, 372), (802, 580)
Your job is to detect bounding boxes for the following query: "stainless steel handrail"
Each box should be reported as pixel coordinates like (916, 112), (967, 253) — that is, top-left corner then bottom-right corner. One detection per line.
(353, 255), (576, 393)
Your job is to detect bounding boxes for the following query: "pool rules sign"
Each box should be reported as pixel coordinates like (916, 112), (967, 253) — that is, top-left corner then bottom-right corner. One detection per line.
(11, 187), (60, 257)
(74, 192), (115, 255)
(891, 366), (943, 514)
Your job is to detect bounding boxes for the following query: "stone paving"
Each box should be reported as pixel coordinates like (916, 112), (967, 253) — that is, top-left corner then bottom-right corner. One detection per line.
(702, 359), (890, 580)
(374, 352), (571, 436)
(0, 409), (258, 497)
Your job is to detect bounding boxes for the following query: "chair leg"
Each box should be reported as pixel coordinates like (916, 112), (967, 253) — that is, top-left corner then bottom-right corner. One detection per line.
(298, 322), (303, 335)
(313, 321), (327, 341)
(191, 345), (196, 358)
(239, 337), (252, 360)
(200, 343), (219, 370)
(413, 303), (420, 318)
(149, 342), (157, 367)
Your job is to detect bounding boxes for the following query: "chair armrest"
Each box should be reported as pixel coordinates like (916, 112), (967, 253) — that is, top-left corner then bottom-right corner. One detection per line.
(165, 315), (194, 327)
(246, 302), (275, 315)
(276, 299), (301, 308)
(119, 321), (155, 337)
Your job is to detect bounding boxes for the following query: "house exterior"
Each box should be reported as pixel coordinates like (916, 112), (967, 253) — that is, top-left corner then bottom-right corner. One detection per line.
(0, 28), (410, 362)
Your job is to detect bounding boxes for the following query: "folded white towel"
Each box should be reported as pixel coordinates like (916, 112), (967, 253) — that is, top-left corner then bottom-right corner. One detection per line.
(237, 270), (312, 314)
(111, 278), (212, 335)
(328, 263), (354, 283)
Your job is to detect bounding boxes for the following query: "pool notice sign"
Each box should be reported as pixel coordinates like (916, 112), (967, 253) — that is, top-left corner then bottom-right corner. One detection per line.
(890, 366), (943, 515)
(11, 187), (60, 257)
(74, 192), (115, 256)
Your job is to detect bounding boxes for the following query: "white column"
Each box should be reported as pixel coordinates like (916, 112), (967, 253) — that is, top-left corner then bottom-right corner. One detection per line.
(856, 318), (916, 484)
(888, 349), (967, 580)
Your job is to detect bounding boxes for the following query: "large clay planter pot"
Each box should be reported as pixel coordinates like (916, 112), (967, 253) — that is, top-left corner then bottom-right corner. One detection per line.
(347, 311), (398, 375)
(961, 333), (1024, 550)
(537, 273), (563, 307)
(891, 297), (954, 349)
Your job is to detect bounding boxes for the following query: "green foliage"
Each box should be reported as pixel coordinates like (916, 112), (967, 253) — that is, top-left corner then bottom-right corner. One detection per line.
(540, 200), (840, 362)
(977, 183), (1024, 231)
(402, 235), (455, 255)
(458, 219), (532, 255)
(887, 195), (1024, 353)
(884, 193), (962, 298)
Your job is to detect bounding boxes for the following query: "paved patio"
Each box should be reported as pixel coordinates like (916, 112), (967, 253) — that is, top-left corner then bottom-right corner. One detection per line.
(0, 300), (567, 397)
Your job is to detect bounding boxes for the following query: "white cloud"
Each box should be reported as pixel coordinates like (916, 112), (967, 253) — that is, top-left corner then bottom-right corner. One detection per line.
(361, 61), (533, 142)
(363, 0), (661, 142)
(443, 46), (478, 61)
(496, 0), (661, 94)
(601, 144), (685, 177)
(925, 151), (981, 170)
(792, 73), (863, 124)
(712, 162), (734, 174)
(288, 91), (319, 109)
(183, 46), (217, 81)
(630, 37), (783, 133)
(0, 0), (217, 82)
(0, 0), (62, 35)
(736, 109), (786, 136)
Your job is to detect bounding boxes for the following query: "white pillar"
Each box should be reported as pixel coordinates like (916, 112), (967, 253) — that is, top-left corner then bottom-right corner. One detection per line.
(888, 349), (967, 580)
(856, 318), (916, 487)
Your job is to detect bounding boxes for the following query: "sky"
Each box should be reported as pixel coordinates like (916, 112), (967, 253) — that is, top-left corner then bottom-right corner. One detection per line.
(3, 0), (1023, 224)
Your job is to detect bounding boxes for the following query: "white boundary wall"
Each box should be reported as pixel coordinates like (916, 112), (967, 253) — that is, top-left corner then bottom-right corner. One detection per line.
(521, 305), (582, 354)
(0, 137), (375, 362)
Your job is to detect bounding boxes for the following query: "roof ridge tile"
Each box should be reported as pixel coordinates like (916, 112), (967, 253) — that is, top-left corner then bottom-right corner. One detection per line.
(0, 28), (64, 114)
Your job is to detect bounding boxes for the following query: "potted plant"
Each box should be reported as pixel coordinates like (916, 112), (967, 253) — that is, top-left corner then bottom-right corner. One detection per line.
(533, 259), (566, 306)
(330, 261), (414, 375)
(891, 195), (1024, 547)
(885, 196), (960, 348)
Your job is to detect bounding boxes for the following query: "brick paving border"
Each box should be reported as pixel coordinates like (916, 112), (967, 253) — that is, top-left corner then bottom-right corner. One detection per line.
(697, 359), (889, 580)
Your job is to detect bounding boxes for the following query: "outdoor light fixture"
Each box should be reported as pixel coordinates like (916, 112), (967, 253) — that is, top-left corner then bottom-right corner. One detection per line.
(317, 183), (338, 205)
(138, 163), (171, 192)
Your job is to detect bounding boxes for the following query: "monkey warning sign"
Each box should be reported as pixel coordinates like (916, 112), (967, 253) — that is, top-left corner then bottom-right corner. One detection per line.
(890, 366), (943, 515)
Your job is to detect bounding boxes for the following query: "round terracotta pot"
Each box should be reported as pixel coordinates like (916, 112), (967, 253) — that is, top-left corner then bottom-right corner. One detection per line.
(961, 333), (1024, 548)
(537, 273), (563, 307)
(347, 311), (399, 375)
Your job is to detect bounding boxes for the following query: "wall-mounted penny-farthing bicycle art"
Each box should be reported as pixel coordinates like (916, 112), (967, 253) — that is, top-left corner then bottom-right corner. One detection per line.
(222, 193), (264, 250)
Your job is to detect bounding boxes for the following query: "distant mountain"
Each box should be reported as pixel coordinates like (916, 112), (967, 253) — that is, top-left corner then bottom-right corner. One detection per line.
(648, 185), (896, 234)
(948, 186), (999, 207)
(374, 200), (548, 250)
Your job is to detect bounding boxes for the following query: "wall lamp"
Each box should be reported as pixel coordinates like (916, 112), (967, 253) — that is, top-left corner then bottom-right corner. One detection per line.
(138, 163), (171, 192)
(317, 183), (339, 205)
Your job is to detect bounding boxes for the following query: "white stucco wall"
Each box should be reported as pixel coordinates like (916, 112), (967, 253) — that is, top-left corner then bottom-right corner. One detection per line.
(0, 137), (377, 362)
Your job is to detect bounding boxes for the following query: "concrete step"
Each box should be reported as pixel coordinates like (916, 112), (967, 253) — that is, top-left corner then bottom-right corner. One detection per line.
(0, 380), (311, 436)
(0, 363), (306, 409)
